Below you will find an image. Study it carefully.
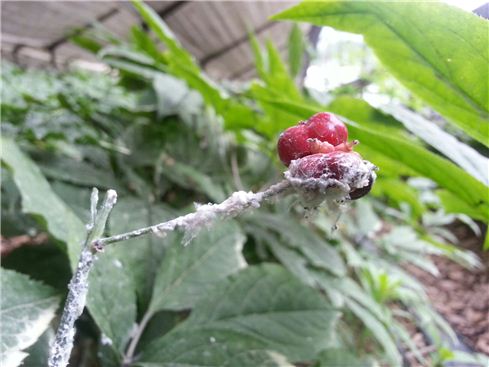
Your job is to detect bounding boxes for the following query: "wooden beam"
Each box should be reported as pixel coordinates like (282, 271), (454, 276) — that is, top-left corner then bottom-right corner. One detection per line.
(201, 21), (276, 67)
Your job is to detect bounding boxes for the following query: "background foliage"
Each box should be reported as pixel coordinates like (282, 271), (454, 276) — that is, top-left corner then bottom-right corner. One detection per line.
(1, 1), (488, 366)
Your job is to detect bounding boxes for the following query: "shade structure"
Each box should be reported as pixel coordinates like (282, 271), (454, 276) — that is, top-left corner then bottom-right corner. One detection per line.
(1, 1), (310, 80)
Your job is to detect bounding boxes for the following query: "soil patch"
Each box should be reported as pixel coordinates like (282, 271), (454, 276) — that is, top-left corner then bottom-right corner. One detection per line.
(407, 223), (489, 356)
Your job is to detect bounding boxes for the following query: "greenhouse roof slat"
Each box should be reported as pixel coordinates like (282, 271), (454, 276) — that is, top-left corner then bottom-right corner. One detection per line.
(1, 1), (308, 80)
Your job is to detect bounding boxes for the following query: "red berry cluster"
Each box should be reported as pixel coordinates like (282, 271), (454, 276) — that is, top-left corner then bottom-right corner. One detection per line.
(277, 112), (375, 201)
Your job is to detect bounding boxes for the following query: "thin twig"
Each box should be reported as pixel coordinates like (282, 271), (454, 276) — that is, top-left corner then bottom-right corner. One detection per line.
(230, 150), (244, 191)
(48, 189), (118, 367)
(0, 232), (48, 256)
(93, 180), (291, 249)
(122, 309), (153, 366)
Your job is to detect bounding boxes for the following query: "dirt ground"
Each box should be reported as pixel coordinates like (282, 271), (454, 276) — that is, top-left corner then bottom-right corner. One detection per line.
(408, 223), (489, 358)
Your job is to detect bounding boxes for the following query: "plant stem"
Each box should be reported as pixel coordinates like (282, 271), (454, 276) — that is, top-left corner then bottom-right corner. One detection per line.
(48, 189), (118, 367)
(94, 180), (291, 249)
(122, 310), (154, 366)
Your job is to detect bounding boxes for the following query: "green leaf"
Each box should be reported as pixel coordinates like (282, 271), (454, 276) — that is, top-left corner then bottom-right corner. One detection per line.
(345, 123), (489, 218)
(265, 41), (302, 100)
(249, 32), (267, 79)
(71, 34), (103, 53)
(152, 73), (189, 118)
(108, 198), (176, 309)
(86, 255), (137, 357)
(374, 179), (426, 219)
(131, 0), (198, 72)
(1, 137), (85, 266)
(22, 328), (54, 367)
(0, 269), (59, 367)
(39, 156), (122, 191)
(264, 232), (317, 286)
(139, 329), (293, 367)
(249, 212), (346, 277)
(274, 1), (489, 145)
(381, 104), (488, 185)
(149, 221), (246, 312)
(183, 264), (339, 362)
(437, 189), (488, 222)
(288, 24), (305, 77)
(317, 348), (373, 367)
(159, 159), (226, 202)
(327, 96), (406, 138)
(312, 272), (386, 323)
(345, 299), (401, 366)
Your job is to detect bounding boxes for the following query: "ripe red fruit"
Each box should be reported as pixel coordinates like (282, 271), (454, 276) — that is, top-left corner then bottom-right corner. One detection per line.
(277, 112), (350, 166)
(306, 112), (348, 147)
(277, 124), (312, 166)
(287, 151), (375, 200)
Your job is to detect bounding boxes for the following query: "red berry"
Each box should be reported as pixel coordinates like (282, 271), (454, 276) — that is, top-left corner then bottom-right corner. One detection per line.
(277, 124), (312, 166)
(277, 112), (350, 166)
(288, 151), (353, 180)
(306, 112), (348, 147)
(287, 151), (375, 200)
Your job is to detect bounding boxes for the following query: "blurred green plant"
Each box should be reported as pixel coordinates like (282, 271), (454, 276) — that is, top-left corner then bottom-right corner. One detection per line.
(1, 1), (488, 366)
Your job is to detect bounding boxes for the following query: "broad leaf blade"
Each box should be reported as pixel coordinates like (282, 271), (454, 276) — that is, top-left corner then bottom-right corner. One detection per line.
(437, 189), (488, 222)
(86, 256), (137, 357)
(149, 221), (246, 312)
(327, 96), (407, 139)
(109, 198), (177, 309)
(248, 212), (346, 277)
(274, 1), (489, 145)
(184, 264), (340, 362)
(139, 329), (293, 367)
(317, 348), (373, 367)
(1, 137), (85, 266)
(0, 269), (59, 367)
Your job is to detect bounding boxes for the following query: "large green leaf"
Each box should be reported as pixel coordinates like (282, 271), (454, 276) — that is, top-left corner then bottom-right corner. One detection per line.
(22, 329), (55, 367)
(437, 189), (488, 222)
(1, 138), (85, 266)
(148, 221), (246, 312)
(141, 264), (339, 364)
(248, 212), (346, 277)
(86, 256), (137, 358)
(0, 269), (59, 367)
(139, 329), (293, 367)
(108, 198), (177, 309)
(316, 348), (373, 367)
(274, 1), (489, 145)
(183, 264), (339, 362)
(328, 96), (406, 139)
